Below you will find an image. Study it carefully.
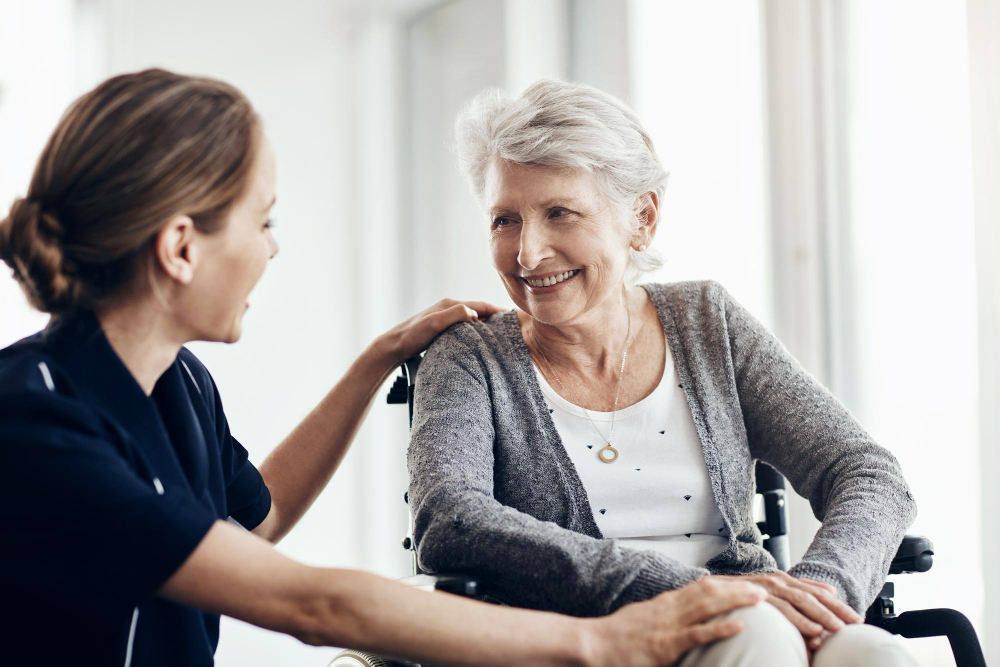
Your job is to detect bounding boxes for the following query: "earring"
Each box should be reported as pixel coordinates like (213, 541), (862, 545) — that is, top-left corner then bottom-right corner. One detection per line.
(638, 244), (647, 252)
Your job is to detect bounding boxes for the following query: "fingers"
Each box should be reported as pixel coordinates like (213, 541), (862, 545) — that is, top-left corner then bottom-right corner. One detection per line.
(435, 298), (504, 318)
(750, 573), (854, 633)
(669, 579), (767, 624)
(794, 580), (862, 624)
(459, 300), (506, 317)
(431, 303), (480, 329)
(800, 578), (837, 594)
(780, 584), (846, 633)
(806, 630), (832, 654)
(672, 619), (745, 657)
(766, 597), (824, 636)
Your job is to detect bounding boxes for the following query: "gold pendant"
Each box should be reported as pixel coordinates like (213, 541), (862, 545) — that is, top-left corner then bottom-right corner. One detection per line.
(598, 445), (619, 463)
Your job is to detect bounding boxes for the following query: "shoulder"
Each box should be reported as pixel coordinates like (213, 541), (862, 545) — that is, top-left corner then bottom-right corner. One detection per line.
(641, 280), (730, 311)
(0, 330), (60, 397)
(419, 310), (521, 383)
(0, 335), (107, 439)
(641, 280), (735, 329)
(424, 310), (518, 360)
(176, 347), (216, 396)
(176, 348), (226, 426)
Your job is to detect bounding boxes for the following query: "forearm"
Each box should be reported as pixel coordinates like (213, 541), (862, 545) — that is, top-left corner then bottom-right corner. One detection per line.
(300, 569), (593, 666)
(162, 522), (593, 666)
(255, 337), (397, 542)
(412, 488), (706, 616)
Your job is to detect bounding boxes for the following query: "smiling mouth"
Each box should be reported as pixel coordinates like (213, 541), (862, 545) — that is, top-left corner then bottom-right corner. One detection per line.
(522, 269), (580, 288)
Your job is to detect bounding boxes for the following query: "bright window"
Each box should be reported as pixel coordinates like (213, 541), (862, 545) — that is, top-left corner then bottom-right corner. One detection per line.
(841, 1), (982, 661)
(628, 0), (770, 323)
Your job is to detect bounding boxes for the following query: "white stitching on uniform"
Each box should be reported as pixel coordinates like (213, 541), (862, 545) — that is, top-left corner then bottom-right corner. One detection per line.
(123, 606), (139, 667)
(179, 359), (202, 395)
(37, 362), (55, 391)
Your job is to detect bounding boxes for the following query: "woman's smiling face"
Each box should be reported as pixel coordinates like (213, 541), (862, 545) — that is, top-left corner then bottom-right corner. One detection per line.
(486, 161), (633, 326)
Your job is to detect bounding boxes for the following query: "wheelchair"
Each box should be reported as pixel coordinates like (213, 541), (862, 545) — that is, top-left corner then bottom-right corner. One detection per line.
(330, 356), (986, 667)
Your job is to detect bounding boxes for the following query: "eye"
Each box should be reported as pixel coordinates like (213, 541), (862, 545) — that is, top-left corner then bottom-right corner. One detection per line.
(549, 208), (571, 219)
(493, 216), (516, 227)
(263, 218), (276, 230)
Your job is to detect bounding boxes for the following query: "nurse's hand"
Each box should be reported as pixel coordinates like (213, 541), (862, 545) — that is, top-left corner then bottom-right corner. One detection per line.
(375, 298), (505, 367)
(591, 577), (768, 666)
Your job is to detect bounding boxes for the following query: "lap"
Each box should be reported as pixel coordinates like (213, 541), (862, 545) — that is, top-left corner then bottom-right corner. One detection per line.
(677, 601), (917, 667)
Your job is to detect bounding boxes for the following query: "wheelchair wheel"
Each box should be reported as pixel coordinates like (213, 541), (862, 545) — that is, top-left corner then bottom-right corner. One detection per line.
(328, 650), (396, 667)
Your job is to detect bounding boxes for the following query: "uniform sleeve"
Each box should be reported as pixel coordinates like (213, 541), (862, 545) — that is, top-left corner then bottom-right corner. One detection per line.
(0, 390), (218, 616)
(180, 350), (271, 531)
(719, 284), (918, 612)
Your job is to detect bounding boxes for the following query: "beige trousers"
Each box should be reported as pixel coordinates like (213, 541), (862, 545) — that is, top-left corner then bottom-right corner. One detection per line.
(677, 602), (918, 667)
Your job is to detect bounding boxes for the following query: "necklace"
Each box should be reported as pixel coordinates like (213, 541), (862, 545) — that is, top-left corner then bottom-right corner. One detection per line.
(533, 284), (632, 464)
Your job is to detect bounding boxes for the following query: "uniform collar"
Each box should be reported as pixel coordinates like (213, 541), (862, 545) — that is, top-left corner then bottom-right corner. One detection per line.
(45, 311), (211, 497)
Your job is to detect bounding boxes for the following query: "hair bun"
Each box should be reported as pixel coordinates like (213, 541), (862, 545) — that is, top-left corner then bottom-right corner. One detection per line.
(0, 196), (84, 314)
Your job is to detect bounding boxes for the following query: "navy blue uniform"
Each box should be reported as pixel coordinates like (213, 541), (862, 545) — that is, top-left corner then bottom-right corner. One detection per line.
(0, 312), (271, 666)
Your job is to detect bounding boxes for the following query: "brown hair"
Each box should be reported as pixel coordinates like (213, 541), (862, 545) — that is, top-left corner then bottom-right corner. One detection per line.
(0, 68), (261, 315)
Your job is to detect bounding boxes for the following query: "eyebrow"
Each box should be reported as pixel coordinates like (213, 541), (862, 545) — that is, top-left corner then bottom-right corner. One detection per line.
(264, 196), (277, 212)
(489, 198), (583, 216)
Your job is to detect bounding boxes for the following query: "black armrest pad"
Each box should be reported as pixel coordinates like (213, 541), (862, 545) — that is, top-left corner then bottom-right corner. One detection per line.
(889, 535), (934, 574)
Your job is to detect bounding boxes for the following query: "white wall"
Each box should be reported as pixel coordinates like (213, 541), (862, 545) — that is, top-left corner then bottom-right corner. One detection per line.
(0, 0), (79, 344)
(966, 0), (1000, 663)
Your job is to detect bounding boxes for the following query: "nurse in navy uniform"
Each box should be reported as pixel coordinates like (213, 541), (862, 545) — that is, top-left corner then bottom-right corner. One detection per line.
(0, 68), (767, 667)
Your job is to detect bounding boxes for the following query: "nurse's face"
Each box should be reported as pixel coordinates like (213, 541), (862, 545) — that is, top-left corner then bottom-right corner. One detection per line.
(184, 136), (279, 343)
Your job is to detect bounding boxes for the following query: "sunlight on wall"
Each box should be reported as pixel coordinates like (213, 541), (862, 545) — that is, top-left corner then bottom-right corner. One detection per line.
(628, 0), (770, 324)
(842, 2), (981, 664)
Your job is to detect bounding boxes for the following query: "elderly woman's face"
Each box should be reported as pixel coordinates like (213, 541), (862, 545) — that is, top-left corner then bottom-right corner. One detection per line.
(486, 162), (631, 326)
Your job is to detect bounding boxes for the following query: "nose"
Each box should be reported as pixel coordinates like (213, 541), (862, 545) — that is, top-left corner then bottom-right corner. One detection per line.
(517, 220), (553, 270)
(268, 235), (279, 260)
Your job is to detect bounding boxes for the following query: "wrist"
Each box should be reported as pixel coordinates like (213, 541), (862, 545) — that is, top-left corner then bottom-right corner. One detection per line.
(363, 333), (402, 381)
(575, 618), (614, 667)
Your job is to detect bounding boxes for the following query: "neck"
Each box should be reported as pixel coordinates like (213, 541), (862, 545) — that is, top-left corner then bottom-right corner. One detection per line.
(525, 285), (636, 377)
(95, 297), (186, 396)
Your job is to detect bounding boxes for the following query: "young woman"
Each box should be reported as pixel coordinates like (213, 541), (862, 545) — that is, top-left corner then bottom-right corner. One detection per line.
(0, 69), (766, 667)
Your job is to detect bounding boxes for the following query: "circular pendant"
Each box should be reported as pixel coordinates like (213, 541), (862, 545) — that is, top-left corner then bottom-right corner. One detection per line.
(598, 445), (619, 463)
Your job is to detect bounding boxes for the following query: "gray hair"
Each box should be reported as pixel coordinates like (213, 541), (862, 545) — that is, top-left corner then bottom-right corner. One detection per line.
(454, 79), (667, 281)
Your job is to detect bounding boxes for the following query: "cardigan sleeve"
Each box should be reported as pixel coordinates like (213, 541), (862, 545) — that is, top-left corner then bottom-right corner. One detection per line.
(719, 284), (917, 612)
(407, 323), (708, 617)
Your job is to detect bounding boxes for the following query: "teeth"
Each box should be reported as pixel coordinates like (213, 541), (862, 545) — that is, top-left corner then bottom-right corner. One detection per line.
(527, 270), (577, 288)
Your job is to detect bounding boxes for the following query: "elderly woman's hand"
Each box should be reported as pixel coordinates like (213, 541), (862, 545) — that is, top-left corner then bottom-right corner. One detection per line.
(588, 577), (768, 667)
(376, 298), (504, 368)
(713, 572), (862, 647)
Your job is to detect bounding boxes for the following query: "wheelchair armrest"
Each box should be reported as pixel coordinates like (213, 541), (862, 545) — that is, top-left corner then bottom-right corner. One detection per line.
(398, 573), (479, 598)
(889, 535), (934, 574)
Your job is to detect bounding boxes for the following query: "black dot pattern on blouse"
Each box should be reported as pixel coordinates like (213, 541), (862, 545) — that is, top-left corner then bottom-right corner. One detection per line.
(566, 421), (715, 544)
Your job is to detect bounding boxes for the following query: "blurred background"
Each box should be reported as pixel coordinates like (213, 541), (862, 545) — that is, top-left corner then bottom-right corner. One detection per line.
(1, 0), (997, 665)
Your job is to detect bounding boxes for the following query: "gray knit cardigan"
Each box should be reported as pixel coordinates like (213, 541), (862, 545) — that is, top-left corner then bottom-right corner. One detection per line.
(407, 281), (916, 616)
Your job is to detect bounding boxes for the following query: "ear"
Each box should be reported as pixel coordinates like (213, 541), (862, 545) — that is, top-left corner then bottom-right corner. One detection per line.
(154, 215), (198, 285)
(632, 191), (660, 249)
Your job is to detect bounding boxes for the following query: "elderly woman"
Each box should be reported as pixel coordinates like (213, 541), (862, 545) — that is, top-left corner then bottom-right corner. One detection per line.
(407, 80), (919, 666)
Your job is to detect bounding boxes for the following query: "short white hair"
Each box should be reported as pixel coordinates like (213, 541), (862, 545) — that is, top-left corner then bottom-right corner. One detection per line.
(454, 79), (667, 281)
